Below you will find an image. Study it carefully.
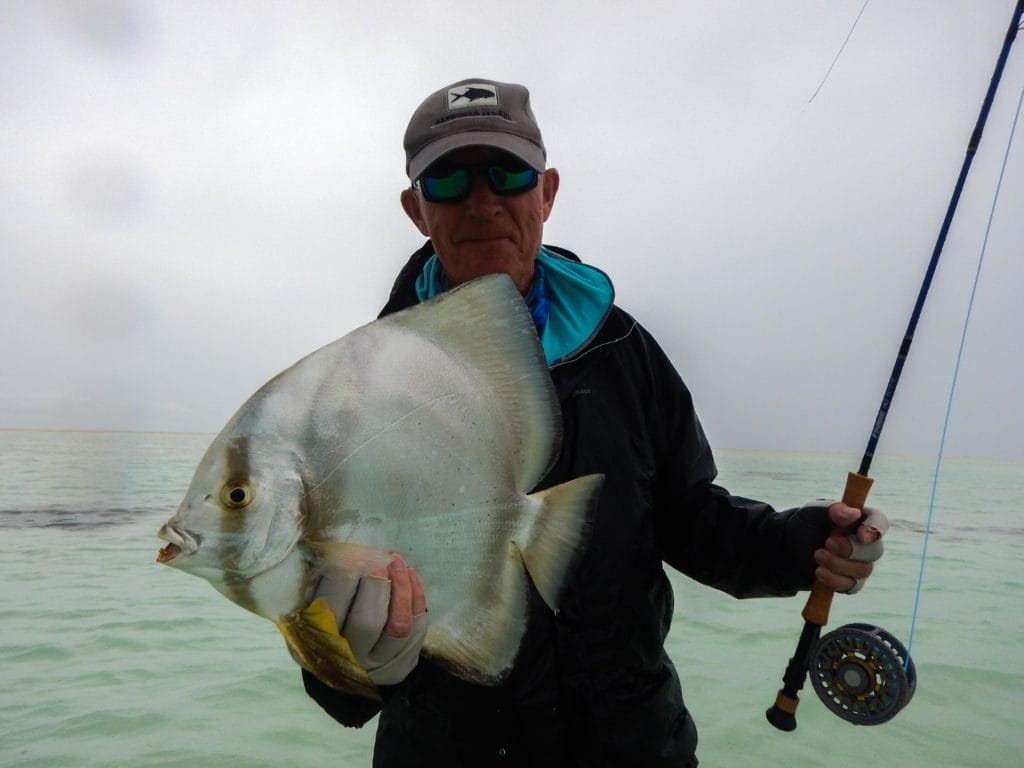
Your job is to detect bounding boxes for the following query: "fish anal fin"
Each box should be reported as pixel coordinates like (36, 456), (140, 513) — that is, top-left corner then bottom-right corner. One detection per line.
(423, 473), (602, 683)
(521, 473), (604, 610)
(275, 597), (381, 701)
(422, 541), (529, 684)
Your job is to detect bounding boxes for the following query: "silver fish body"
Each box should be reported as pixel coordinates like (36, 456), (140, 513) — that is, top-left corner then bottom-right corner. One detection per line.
(157, 274), (602, 697)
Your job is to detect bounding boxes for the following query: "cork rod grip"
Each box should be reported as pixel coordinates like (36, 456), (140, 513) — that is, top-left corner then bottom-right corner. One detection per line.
(800, 471), (874, 626)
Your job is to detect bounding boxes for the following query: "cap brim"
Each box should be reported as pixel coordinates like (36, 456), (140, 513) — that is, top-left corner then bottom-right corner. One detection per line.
(408, 131), (546, 180)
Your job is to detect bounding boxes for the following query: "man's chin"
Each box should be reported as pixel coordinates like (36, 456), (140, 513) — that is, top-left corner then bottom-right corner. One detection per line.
(446, 256), (534, 293)
(457, 238), (514, 256)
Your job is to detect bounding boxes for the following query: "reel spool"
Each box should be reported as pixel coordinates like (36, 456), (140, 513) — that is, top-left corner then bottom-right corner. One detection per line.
(809, 622), (916, 725)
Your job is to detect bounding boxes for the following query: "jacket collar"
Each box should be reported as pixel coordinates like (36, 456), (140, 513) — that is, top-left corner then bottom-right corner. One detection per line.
(379, 242), (615, 366)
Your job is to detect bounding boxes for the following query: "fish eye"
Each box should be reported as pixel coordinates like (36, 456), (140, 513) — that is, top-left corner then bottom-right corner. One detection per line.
(221, 482), (254, 509)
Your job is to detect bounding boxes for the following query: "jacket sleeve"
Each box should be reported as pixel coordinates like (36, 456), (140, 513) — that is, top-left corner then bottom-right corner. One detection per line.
(640, 326), (823, 597)
(301, 668), (384, 727)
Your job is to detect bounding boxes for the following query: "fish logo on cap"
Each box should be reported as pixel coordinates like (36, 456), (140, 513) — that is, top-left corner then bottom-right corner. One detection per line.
(448, 84), (498, 110)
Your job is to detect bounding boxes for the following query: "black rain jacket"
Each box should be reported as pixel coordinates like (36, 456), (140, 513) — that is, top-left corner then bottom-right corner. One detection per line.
(304, 243), (827, 767)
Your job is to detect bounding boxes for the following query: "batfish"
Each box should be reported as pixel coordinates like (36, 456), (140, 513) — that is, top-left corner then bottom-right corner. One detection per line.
(156, 274), (603, 700)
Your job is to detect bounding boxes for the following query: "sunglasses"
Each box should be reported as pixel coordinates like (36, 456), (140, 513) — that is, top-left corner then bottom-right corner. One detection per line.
(414, 160), (539, 203)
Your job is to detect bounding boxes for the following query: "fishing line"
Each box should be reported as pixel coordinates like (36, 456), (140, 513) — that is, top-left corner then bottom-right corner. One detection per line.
(905, 79), (1024, 660)
(809, 0), (871, 103)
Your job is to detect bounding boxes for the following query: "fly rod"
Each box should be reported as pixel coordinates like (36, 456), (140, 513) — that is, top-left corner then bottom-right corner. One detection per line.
(766, 0), (1024, 730)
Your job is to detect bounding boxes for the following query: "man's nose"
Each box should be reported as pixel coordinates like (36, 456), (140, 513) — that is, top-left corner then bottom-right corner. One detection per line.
(463, 172), (502, 210)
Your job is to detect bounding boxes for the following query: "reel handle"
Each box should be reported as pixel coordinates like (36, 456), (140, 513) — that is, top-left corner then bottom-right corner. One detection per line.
(766, 471), (873, 730)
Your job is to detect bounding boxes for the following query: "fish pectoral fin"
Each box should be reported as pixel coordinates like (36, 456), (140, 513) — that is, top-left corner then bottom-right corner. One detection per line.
(275, 597), (380, 702)
(307, 540), (393, 574)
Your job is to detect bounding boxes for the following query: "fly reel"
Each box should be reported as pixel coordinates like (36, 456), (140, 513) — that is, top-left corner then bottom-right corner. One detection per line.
(809, 622), (916, 725)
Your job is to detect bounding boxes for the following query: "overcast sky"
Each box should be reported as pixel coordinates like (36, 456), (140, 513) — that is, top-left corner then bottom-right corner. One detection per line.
(2, 0), (1022, 460)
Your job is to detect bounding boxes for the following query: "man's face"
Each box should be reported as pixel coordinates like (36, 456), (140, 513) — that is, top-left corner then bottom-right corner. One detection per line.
(400, 147), (559, 294)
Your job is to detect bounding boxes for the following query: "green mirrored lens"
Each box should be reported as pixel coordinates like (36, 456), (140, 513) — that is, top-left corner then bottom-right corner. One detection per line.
(421, 169), (470, 201)
(487, 166), (537, 193)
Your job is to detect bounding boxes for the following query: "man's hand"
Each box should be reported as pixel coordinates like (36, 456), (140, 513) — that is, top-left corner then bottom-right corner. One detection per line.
(315, 553), (428, 685)
(813, 503), (888, 595)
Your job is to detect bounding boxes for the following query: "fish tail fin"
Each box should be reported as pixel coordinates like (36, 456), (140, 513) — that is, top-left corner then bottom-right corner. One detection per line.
(521, 473), (604, 610)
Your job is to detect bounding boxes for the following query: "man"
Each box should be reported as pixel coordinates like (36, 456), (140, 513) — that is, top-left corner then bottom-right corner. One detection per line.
(302, 78), (885, 767)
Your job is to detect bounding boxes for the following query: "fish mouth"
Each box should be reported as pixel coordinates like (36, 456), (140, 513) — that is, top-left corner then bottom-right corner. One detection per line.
(156, 524), (200, 564)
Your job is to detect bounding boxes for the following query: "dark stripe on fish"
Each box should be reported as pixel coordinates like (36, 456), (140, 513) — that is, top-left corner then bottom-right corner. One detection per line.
(221, 436), (259, 612)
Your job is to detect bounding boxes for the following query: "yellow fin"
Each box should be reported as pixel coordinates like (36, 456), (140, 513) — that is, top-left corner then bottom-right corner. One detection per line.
(275, 597), (380, 701)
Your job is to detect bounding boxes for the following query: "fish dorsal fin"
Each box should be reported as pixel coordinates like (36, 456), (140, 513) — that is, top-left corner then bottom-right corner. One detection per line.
(377, 274), (560, 492)
(292, 274), (561, 541)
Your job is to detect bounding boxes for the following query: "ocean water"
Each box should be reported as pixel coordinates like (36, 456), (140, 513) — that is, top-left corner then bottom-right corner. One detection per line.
(1, 429), (1021, 767)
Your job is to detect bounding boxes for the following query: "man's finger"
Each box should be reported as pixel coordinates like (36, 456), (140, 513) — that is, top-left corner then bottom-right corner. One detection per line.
(848, 536), (884, 562)
(365, 610), (429, 685)
(313, 569), (362, 628)
(342, 573), (392, 659)
(827, 502), (861, 529)
(858, 506), (889, 541)
(815, 548), (874, 584)
(409, 566), (426, 617)
(384, 555), (414, 638)
(842, 576), (866, 595)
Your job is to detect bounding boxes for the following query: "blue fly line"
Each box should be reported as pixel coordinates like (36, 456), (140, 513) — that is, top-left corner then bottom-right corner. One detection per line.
(905, 80), (1024, 661)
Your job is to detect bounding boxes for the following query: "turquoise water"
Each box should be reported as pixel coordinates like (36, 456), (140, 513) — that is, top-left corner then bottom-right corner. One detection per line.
(1, 430), (1021, 766)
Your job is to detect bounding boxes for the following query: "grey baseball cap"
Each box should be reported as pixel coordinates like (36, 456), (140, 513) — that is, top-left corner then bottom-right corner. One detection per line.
(404, 78), (547, 181)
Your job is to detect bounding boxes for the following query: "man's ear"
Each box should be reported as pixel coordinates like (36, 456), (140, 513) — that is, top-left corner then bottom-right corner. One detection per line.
(401, 189), (430, 236)
(540, 168), (559, 222)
